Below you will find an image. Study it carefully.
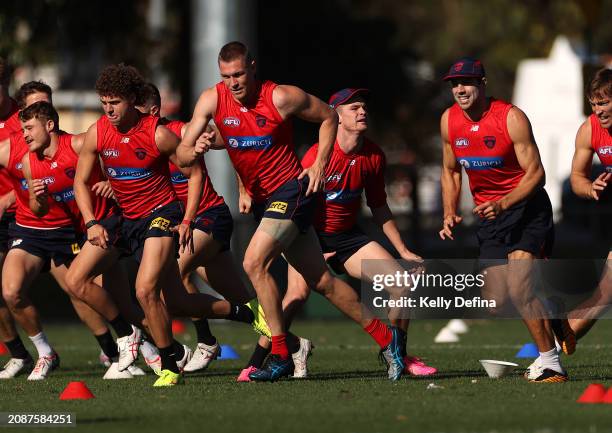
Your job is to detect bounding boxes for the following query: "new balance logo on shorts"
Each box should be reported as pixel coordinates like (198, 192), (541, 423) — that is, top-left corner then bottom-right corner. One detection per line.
(149, 217), (171, 231)
(267, 201), (288, 214)
(11, 239), (22, 247)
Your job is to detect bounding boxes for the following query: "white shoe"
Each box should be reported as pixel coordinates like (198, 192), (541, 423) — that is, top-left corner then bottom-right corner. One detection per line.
(144, 355), (162, 376)
(27, 353), (60, 381)
(103, 362), (134, 379)
(525, 356), (543, 380)
(99, 350), (111, 368)
(292, 337), (313, 378)
(183, 342), (220, 373)
(127, 364), (146, 376)
(176, 344), (193, 372)
(0, 357), (33, 379)
(117, 326), (141, 371)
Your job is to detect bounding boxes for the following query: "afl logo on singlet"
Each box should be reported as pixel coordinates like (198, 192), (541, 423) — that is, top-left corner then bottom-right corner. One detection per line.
(134, 148), (147, 160)
(228, 138), (239, 148)
(599, 146), (612, 156)
(455, 138), (469, 148)
(223, 117), (241, 128)
(16, 163), (22, 170)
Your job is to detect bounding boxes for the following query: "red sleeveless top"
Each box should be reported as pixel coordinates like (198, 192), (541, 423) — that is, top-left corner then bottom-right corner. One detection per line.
(213, 80), (301, 203)
(448, 99), (525, 205)
(590, 114), (612, 172)
(0, 99), (22, 213)
(97, 114), (176, 219)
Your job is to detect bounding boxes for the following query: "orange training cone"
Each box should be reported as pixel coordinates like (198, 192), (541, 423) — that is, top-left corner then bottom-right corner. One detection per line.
(171, 320), (186, 335)
(577, 383), (606, 403)
(59, 381), (95, 400)
(0, 343), (8, 355)
(602, 387), (612, 404)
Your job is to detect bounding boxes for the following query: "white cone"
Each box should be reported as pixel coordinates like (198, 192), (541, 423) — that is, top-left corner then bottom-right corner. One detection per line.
(479, 360), (518, 378)
(447, 319), (468, 334)
(103, 362), (134, 379)
(434, 327), (459, 343)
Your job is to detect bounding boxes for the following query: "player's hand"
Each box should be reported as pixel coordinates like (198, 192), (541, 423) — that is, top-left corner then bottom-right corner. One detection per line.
(91, 181), (115, 199)
(473, 201), (502, 220)
(439, 214), (463, 240)
(590, 172), (611, 200)
(400, 249), (424, 263)
(299, 162), (325, 196)
(238, 192), (252, 214)
(31, 179), (48, 199)
(194, 131), (216, 157)
(172, 222), (194, 255)
(87, 224), (110, 249)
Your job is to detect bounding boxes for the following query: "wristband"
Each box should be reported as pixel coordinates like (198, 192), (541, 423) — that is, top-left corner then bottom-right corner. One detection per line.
(85, 219), (99, 229)
(181, 219), (193, 227)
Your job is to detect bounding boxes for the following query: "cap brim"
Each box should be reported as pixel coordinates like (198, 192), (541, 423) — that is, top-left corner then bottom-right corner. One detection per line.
(443, 73), (484, 81)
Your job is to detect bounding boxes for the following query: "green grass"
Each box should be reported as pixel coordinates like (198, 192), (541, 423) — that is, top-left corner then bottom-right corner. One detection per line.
(1, 320), (611, 433)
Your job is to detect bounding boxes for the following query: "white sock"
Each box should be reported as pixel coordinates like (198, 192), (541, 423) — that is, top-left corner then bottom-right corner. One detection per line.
(539, 348), (564, 374)
(554, 338), (562, 354)
(139, 340), (158, 360)
(29, 332), (54, 357)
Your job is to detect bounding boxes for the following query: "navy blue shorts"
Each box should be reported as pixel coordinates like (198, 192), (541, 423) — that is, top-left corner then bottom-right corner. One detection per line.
(252, 177), (315, 234)
(477, 188), (554, 263)
(8, 223), (82, 269)
(120, 201), (182, 263)
(317, 226), (371, 274)
(0, 212), (15, 252)
(193, 203), (233, 252)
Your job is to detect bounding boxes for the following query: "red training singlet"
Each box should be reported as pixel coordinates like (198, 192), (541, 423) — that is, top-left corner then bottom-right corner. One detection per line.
(7, 133), (38, 226)
(97, 114), (176, 219)
(213, 80), (301, 203)
(163, 119), (224, 212)
(302, 138), (387, 234)
(0, 99), (22, 213)
(590, 114), (612, 172)
(27, 133), (81, 229)
(448, 99), (525, 205)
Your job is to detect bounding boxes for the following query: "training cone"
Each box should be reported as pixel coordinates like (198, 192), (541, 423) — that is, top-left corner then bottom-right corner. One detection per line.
(577, 383), (606, 404)
(447, 319), (469, 334)
(218, 345), (239, 360)
(602, 387), (612, 404)
(171, 320), (186, 335)
(0, 343), (8, 355)
(59, 381), (95, 400)
(434, 327), (459, 343)
(515, 343), (539, 358)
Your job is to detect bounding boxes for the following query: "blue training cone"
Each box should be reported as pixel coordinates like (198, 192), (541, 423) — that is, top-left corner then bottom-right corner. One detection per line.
(218, 345), (240, 360)
(515, 343), (539, 358)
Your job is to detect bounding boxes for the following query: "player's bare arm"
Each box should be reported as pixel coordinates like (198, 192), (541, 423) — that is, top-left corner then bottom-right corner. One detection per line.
(439, 108), (463, 240)
(158, 124), (202, 253)
(570, 119), (609, 200)
(274, 84), (339, 195)
(75, 123), (109, 248)
(177, 86), (220, 166)
(371, 204), (422, 261)
(22, 153), (48, 217)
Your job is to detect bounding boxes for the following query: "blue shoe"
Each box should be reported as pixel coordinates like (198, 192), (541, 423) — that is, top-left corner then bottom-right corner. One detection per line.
(379, 327), (405, 381)
(248, 354), (294, 382)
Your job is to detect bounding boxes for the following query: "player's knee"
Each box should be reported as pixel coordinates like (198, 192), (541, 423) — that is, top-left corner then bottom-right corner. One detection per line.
(311, 272), (335, 298)
(2, 284), (26, 309)
(243, 254), (265, 279)
(64, 270), (86, 299)
(135, 284), (158, 307)
(286, 285), (310, 304)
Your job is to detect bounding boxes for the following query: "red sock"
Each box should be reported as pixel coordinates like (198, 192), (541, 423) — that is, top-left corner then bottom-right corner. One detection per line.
(271, 334), (289, 359)
(364, 319), (392, 349)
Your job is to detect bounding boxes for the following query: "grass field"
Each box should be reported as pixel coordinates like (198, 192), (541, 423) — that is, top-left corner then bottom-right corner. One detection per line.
(1, 319), (611, 433)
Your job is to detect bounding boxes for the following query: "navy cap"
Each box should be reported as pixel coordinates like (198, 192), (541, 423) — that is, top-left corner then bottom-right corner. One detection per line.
(328, 88), (369, 108)
(443, 58), (485, 81)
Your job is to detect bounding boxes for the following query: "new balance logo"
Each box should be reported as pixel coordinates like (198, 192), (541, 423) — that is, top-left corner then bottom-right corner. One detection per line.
(470, 125), (479, 132)
(121, 137), (130, 143)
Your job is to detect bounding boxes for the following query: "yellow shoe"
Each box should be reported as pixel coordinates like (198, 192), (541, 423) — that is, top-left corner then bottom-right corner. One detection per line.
(246, 299), (271, 338)
(152, 369), (182, 387)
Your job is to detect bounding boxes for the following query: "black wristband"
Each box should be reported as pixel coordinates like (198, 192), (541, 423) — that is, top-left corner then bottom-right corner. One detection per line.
(85, 219), (99, 229)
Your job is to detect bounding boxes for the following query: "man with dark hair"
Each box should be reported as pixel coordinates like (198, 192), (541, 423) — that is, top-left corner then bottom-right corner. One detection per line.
(178, 41), (406, 381)
(15, 81), (53, 110)
(439, 58), (571, 383)
(75, 64), (257, 386)
(523, 68), (612, 378)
